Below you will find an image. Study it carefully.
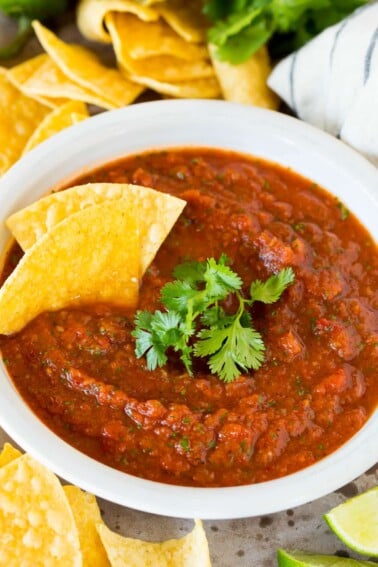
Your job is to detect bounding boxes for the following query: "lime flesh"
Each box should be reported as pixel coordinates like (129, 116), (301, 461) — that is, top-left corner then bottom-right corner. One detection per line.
(277, 549), (377, 566)
(324, 487), (378, 557)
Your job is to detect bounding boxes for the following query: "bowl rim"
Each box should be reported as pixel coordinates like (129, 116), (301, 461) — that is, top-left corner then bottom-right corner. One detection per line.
(0, 99), (377, 520)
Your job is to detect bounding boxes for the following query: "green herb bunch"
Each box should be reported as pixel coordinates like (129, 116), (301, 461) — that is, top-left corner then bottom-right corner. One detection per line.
(204, 0), (369, 63)
(133, 255), (294, 383)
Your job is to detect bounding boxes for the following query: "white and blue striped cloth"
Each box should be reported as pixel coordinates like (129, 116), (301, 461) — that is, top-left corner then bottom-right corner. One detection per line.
(268, 2), (378, 166)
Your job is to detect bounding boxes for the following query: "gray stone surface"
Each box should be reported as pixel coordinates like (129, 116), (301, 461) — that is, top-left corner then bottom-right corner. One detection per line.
(0, 11), (377, 567)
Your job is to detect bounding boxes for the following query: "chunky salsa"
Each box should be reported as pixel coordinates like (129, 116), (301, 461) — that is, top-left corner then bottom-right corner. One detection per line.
(1, 148), (377, 487)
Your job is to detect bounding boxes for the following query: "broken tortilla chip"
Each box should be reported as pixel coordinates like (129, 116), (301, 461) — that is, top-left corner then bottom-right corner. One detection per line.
(110, 13), (208, 61)
(6, 183), (186, 275)
(32, 21), (144, 107)
(0, 201), (140, 335)
(0, 453), (81, 566)
(106, 13), (214, 83)
(23, 101), (89, 154)
(0, 442), (21, 467)
(97, 519), (211, 567)
(155, 0), (209, 43)
(77, 0), (160, 43)
(209, 45), (279, 110)
(64, 486), (110, 567)
(0, 68), (50, 176)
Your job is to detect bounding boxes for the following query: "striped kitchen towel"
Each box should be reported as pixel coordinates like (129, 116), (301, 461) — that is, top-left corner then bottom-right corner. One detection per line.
(268, 2), (378, 167)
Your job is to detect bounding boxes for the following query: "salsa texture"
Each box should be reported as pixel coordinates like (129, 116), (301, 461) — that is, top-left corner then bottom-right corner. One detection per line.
(1, 148), (377, 487)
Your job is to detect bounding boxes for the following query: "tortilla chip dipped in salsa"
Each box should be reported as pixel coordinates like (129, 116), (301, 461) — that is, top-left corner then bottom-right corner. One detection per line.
(23, 100), (89, 154)
(32, 21), (144, 108)
(0, 453), (81, 566)
(6, 182), (186, 275)
(97, 519), (211, 567)
(0, 201), (140, 335)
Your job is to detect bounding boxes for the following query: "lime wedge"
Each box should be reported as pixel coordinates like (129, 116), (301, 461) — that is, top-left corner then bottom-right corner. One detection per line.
(277, 549), (377, 566)
(324, 486), (378, 557)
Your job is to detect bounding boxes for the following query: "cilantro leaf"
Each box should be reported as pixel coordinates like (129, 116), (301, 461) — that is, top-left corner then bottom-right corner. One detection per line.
(133, 258), (294, 382)
(250, 267), (295, 304)
(203, 0), (369, 63)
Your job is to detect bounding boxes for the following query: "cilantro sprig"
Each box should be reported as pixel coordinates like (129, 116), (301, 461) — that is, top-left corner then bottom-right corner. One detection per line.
(132, 255), (294, 383)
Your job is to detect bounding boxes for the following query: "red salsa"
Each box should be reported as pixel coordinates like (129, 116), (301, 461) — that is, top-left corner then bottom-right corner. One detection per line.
(1, 148), (377, 487)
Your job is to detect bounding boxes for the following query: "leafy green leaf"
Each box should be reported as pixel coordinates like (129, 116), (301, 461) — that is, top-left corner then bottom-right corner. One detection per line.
(250, 267), (295, 304)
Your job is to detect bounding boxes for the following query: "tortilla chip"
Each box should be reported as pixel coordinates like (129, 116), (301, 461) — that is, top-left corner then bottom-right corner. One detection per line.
(155, 0), (209, 43)
(12, 54), (123, 110)
(0, 443), (22, 467)
(23, 101), (89, 154)
(32, 21), (144, 107)
(106, 13), (214, 83)
(6, 54), (69, 109)
(77, 0), (159, 43)
(209, 45), (279, 110)
(6, 183), (186, 275)
(64, 486), (110, 567)
(97, 519), (211, 567)
(0, 201), (140, 335)
(0, 453), (81, 566)
(110, 13), (208, 61)
(129, 74), (221, 99)
(0, 68), (50, 176)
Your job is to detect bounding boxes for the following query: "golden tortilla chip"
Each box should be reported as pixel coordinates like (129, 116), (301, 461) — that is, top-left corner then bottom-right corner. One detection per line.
(12, 54), (123, 110)
(23, 101), (89, 154)
(64, 486), (110, 567)
(77, 0), (159, 43)
(129, 74), (221, 99)
(0, 442), (21, 467)
(6, 54), (70, 108)
(209, 45), (279, 110)
(0, 453), (81, 566)
(111, 13), (208, 61)
(97, 519), (211, 567)
(0, 68), (50, 176)
(6, 183), (185, 275)
(155, 0), (209, 43)
(0, 201), (140, 335)
(32, 21), (144, 107)
(106, 13), (214, 83)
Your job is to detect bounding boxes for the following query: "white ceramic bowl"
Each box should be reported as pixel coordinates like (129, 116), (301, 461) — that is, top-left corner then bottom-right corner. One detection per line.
(0, 100), (377, 519)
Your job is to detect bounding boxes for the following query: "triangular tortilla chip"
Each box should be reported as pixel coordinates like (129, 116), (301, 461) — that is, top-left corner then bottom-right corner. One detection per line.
(77, 0), (159, 43)
(0, 201), (140, 335)
(8, 53), (116, 109)
(209, 45), (279, 109)
(6, 54), (70, 108)
(0, 442), (22, 467)
(23, 101), (89, 154)
(106, 13), (213, 83)
(0, 454), (81, 566)
(155, 0), (209, 43)
(108, 13), (208, 61)
(97, 519), (211, 567)
(64, 486), (110, 567)
(0, 68), (50, 176)
(32, 21), (144, 107)
(6, 183), (186, 275)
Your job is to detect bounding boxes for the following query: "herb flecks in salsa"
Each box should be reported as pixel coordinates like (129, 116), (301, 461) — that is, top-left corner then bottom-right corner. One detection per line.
(0, 148), (377, 488)
(133, 255), (294, 382)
